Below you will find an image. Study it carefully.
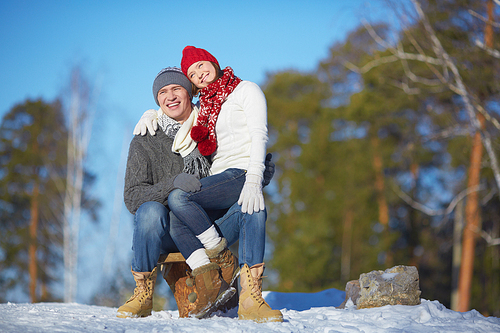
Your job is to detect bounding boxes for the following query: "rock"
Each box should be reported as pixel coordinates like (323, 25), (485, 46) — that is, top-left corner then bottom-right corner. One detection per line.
(337, 280), (360, 309)
(356, 265), (421, 309)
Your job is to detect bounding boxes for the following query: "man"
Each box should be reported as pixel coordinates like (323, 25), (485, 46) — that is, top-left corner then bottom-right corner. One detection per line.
(118, 67), (279, 322)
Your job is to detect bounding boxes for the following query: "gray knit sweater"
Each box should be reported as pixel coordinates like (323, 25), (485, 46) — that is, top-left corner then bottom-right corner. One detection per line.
(124, 130), (184, 214)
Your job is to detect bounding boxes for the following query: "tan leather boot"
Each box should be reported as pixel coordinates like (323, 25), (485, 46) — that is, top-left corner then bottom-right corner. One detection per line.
(206, 238), (239, 285)
(117, 267), (157, 318)
(238, 263), (283, 323)
(188, 262), (235, 318)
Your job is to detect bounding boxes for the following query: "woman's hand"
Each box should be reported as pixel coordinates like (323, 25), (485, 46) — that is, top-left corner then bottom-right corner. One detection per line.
(238, 174), (265, 214)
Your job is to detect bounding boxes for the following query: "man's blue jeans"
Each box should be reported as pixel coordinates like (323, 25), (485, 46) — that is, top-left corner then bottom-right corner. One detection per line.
(131, 201), (202, 272)
(132, 179), (267, 271)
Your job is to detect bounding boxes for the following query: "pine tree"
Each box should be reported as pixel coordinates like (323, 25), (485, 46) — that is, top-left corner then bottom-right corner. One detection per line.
(0, 99), (99, 302)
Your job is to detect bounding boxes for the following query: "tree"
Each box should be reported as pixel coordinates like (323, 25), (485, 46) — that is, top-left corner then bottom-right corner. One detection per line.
(63, 66), (98, 303)
(0, 99), (68, 302)
(0, 97), (99, 303)
(347, 0), (500, 314)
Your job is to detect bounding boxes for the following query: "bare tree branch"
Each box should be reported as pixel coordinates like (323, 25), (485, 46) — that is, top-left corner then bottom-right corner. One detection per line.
(421, 125), (470, 142)
(480, 230), (500, 246)
(392, 182), (486, 217)
(474, 39), (500, 58)
(362, 18), (445, 66)
(480, 130), (500, 189)
(402, 21), (452, 83)
(343, 55), (400, 74)
(473, 102), (500, 130)
(389, 77), (421, 94)
(481, 188), (498, 205)
(400, 53), (443, 86)
(468, 9), (500, 28)
(349, 1), (500, 192)
(361, 17), (461, 94)
(410, 0), (500, 191)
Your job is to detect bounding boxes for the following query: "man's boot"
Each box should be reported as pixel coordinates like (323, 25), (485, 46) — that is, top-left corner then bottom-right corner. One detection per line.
(206, 238), (239, 285)
(188, 262), (235, 318)
(117, 267), (158, 318)
(238, 263), (283, 323)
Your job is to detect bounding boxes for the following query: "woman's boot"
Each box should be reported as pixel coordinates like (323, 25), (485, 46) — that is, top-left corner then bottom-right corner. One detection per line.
(188, 262), (235, 318)
(238, 263), (283, 323)
(117, 267), (158, 318)
(206, 238), (239, 285)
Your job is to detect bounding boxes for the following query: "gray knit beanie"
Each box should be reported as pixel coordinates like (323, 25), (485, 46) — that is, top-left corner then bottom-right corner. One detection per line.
(152, 67), (193, 106)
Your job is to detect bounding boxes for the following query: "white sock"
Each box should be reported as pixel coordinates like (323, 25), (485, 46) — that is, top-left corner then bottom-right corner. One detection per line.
(196, 225), (222, 250)
(186, 248), (211, 270)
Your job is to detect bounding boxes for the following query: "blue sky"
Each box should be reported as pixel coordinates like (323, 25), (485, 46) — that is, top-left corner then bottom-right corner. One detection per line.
(0, 0), (391, 303)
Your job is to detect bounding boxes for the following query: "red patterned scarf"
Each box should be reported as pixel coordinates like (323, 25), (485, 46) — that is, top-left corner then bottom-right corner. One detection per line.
(190, 66), (241, 156)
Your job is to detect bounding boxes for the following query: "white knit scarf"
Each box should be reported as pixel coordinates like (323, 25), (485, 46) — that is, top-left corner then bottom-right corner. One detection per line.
(157, 108), (211, 178)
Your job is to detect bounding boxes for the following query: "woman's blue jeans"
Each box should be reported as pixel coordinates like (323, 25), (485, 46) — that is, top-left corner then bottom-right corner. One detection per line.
(169, 202), (267, 267)
(214, 203), (267, 267)
(132, 169), (267, 271)
(167, 168), (246, 235)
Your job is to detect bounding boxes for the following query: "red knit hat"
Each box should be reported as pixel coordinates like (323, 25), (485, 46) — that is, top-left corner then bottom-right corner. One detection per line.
(181, 46), (219, 76)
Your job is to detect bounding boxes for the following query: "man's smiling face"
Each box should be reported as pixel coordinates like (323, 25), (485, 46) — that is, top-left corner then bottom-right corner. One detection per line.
(157, 84), (192, 123)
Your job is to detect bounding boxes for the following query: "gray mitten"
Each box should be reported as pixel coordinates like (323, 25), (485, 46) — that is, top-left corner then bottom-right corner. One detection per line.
(173, 173), (201, 193)
(263, 153), (275, 187)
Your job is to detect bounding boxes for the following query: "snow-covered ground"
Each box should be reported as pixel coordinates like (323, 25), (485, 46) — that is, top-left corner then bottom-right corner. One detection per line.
(1, 288), (499, 332)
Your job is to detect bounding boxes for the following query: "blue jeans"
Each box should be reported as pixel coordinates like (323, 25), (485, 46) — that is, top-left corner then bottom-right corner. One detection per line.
(132, 168), (267, 271)
(167, 168), (246, 235)
(170, 201), (267, 267)
(214, 203), (267, 267)
(131, 201), (202, 272)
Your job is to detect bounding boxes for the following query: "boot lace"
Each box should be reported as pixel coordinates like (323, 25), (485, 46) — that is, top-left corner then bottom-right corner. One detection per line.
(126, 276), (149, 303)
(251, 275), (266, 305)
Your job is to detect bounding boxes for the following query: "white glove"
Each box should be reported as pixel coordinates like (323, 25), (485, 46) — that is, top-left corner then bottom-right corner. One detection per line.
(238, 174), (265, 214)
(133, 109), (158, 136)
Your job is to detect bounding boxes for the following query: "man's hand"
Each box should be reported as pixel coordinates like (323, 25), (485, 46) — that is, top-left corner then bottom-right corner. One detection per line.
(173, 173), (201, 192)
(133, 109), (158, 136)
(238, 174), (265, 214)
(262, 153), (275, 187)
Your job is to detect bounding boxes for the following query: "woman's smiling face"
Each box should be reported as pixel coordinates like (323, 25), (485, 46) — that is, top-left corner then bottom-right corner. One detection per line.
(186, 61), (217, 89)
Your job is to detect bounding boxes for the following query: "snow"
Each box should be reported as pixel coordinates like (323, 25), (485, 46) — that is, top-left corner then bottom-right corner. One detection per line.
(1, 288), (499, 333)
(381, 273), (399, 280)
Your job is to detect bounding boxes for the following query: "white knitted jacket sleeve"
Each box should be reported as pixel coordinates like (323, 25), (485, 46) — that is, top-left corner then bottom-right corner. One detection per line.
(239, 81), (268, 178)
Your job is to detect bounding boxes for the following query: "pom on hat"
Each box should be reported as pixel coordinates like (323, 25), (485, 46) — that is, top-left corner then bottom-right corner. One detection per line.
(190, 125), (209, 142)
(197, 138), (217, 156)
(181, 46), (219, 76)
(190, 124), (216, 156)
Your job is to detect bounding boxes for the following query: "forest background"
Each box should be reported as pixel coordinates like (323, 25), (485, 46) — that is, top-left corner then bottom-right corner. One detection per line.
(1, 0), (499, 318)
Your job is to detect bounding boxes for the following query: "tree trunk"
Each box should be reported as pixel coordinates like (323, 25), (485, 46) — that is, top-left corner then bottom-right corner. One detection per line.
(457, 113), (484, 312)
(408, 163), (420, 268)
(341, 209), (353, 282)
(371, 137), (389, 227)
(63, 67), (93, 302)
(29, 181), (40, 303)
(451, 199), (464, 311)
(370, 136), (392, 266)
(457, 0), (492, 312)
